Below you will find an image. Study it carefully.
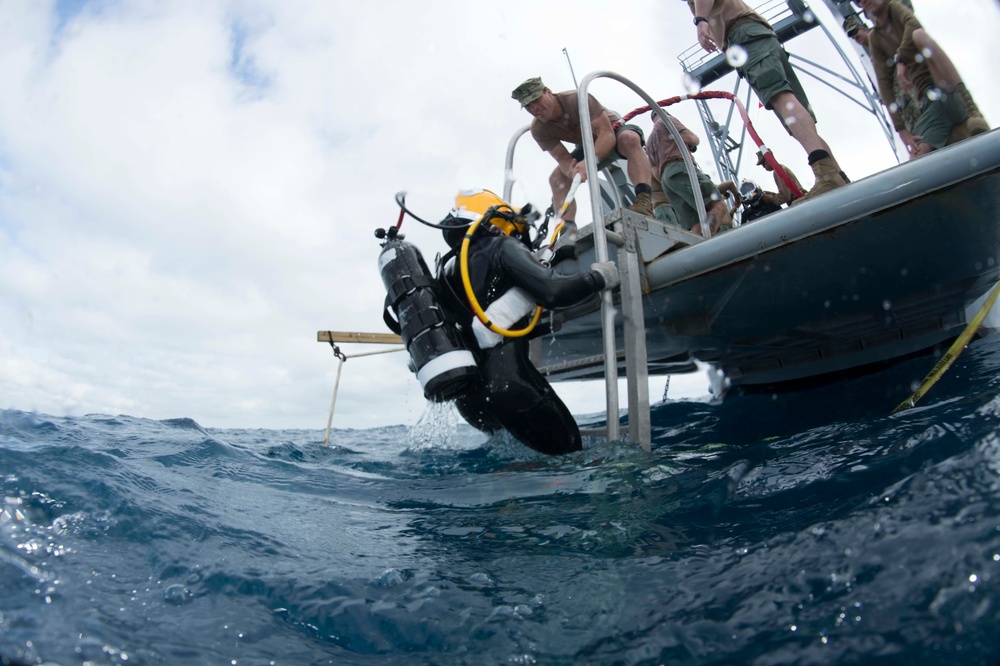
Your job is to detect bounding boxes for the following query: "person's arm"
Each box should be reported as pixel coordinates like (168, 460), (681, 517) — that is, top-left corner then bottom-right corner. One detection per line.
(496, 239), (603, 308)
(893, 2), (923, 68)
(668, 115), (698, 152)
(868, 34), (906, 133)
(692, 0), (718, 52)
(590, 111), (618, 163)
(545, 142), (577, 182)
(772, 171), (792, 205)
(568, 108), (617, 184)
(681, 128), (699, 152)
(645, 119), (665, 178)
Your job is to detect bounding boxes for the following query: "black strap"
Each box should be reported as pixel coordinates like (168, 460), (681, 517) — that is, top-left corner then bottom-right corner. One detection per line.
(382, 293), (402, 335)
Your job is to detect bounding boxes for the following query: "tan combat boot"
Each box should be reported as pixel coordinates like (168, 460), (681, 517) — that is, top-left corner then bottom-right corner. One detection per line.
(627, 190), (654, 218)
(795, 156), (846, 204)
(955, 83), (989, 136)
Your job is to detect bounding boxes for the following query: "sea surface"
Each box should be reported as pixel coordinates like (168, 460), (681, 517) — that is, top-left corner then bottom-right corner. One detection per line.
(3, 335), (1000, 665)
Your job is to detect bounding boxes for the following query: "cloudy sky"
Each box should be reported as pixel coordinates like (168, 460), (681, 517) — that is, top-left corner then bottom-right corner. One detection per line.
(1, 0), (997, 430)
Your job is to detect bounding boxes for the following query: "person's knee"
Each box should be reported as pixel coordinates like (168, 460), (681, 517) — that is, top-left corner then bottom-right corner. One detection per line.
(616, 129), (642, 155)
(769, 91), (798, 115)
(549, 167), (570, 194)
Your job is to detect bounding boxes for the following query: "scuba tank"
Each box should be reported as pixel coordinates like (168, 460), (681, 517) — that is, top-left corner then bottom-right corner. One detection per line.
(378, 237), (478, 402)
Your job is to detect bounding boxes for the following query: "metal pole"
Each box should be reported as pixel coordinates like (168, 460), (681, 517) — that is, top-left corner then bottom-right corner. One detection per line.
(323, 356), (345, 447)
(579, 70), (675, 444)
(503, 125), (531, 203)
(322, 346), (405, 446)
(577, 72), (620, 442)
(563, 48), (579, 89)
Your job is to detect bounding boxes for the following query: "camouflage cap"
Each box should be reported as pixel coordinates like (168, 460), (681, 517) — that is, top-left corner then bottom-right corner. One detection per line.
(756, 150), (767, 166)
(842, 14), (863, 36)
(511, 77), (545, 107)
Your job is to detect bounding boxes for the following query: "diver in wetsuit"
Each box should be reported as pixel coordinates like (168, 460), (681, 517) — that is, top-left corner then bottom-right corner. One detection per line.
(437, 189), (619, 455)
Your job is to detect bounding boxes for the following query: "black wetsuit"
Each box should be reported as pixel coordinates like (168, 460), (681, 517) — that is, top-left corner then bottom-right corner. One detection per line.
(440, 231), (606, 455)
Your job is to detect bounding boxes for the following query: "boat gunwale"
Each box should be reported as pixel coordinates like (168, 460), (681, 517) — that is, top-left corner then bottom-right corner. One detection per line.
(636, 129), (1000, 292)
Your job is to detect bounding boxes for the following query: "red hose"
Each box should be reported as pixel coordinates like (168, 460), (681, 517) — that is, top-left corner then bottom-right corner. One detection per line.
(620, 91), (805, 199)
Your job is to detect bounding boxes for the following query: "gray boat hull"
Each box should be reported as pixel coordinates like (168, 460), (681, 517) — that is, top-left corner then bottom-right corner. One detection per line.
(533, 129), (1000, 388)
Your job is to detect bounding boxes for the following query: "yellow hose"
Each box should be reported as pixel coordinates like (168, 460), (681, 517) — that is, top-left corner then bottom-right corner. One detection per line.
(459, 216), (542, 338)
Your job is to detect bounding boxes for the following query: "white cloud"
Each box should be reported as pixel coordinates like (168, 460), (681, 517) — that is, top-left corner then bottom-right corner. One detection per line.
(0, 0), (997, 429)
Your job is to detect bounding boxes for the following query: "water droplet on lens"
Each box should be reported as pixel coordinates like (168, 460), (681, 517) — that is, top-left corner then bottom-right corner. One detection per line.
(725, 45), (748, 68)
(683, 73), (702, 94)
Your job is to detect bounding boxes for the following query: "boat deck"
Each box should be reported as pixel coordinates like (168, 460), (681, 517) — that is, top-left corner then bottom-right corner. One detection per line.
(532, 128), (1000, 388)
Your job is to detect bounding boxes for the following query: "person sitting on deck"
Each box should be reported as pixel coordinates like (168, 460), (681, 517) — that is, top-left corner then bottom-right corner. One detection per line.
(857, 0), (989, 157)
(511, 76), (655, 224)
(436, 189), (620, 456)
(683, 0), (849, 201)
(644, 111), (731, 237)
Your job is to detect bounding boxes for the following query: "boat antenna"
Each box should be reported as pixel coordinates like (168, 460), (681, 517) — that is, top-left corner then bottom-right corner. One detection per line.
(562, 47), (578, 89)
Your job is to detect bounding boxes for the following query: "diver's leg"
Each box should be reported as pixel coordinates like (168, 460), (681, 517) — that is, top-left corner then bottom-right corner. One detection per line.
(480, 341), (582, 455)
(454, 383), (504, 434)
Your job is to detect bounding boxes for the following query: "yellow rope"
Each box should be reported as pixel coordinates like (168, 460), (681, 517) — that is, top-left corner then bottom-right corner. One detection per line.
(892, 280), (1000, 413)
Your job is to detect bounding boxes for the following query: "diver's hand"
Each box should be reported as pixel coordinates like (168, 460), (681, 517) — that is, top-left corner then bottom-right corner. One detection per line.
(591, 261), (620, 290)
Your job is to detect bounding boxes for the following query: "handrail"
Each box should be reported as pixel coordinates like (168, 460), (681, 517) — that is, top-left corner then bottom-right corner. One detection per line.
(576, 70), (716, 443)
(578, 71), (714, 240)
(503, 124), (531, 203)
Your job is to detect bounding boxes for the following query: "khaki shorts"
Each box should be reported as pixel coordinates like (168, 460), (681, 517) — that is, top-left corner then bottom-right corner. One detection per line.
(729, 21), (817, 126)
(570, 123), (646, 168)
(914, 88), (968, 150)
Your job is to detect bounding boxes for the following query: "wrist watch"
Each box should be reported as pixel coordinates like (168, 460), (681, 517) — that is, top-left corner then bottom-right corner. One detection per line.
(693, 16), (709, 26)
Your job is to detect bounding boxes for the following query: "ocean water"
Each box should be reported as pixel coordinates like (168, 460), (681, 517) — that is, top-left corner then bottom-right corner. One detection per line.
(3, 336), (1000, 666)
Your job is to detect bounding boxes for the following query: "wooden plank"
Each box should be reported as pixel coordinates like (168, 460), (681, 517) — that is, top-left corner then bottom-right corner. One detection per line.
(317, 331), (403, 344)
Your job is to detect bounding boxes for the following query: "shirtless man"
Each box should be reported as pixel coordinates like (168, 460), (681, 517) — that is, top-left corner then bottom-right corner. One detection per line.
(512, 77), (655, 222)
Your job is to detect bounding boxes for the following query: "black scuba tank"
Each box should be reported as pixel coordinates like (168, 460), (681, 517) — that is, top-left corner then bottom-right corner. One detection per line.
(378, 238), (478, 402)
